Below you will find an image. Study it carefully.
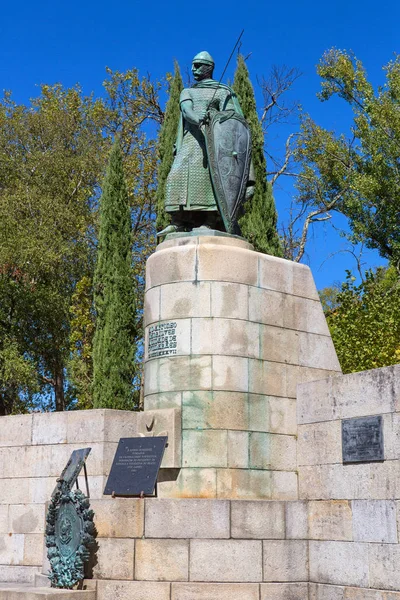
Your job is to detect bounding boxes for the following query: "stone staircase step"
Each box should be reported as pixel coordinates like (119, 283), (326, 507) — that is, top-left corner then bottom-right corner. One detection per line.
(33, 576), (50, 589)
(0, 583), (95, 600)
(33, 576), (96, 593)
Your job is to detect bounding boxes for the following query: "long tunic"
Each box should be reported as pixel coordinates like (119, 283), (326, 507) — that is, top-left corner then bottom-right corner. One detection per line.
(165, 80), (242, 212)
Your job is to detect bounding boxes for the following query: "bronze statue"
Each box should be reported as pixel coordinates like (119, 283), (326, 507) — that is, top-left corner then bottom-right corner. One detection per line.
(158, 51), (254, 238)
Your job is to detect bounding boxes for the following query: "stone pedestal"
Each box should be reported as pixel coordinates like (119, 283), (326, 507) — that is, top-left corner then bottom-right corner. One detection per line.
(144, 235), (341, 499)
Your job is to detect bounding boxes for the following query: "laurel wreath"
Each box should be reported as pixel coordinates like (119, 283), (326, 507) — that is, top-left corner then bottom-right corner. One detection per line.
(45, 481), (95, 589)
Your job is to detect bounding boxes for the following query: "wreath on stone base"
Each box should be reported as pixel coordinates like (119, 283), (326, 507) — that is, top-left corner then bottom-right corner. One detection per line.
(45, 481), (95, 589)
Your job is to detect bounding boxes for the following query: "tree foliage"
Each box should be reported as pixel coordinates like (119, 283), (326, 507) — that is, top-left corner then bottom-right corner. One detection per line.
(0, 267), (39, 414)
(0, 85), (107, 412)
(67, 276), (95, 409)
(233, 55), (282, 256)
(0, 69), (165, 413)
(292, 49), (400, 268)
(323, 267), (400, 373)
(92, 142), (138, 409)
(100, 67), (163, 389)
(155, 62), (183, 232)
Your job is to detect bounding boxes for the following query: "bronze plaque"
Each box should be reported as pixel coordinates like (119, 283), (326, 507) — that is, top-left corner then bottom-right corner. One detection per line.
(51, 447), (91, 498)
(342, 416), (384, 463)
(104, 437), (167, 496)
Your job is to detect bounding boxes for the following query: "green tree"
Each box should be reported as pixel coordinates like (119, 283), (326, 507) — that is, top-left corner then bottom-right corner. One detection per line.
(233, 55), (282, 256)
(67, 276), (95, 409)
(323, 267), (400, 373)
(0, 69), (166, 412)
(0, 85), (107, 411)
(0, 267), (39, 414)
(92, 141), (138, 409)
(102, 67), (163, 321)
(293, 49), (400, 269)
(155, 62), (183, 232)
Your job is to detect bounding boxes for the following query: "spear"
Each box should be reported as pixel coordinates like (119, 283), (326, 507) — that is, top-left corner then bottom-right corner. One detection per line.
(203, 29), (245, 118)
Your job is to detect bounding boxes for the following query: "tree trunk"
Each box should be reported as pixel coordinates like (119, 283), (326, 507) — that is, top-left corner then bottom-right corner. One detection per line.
(54, 363), (65, 411)
(0, 386), (16, 415)
(0, 395), (7, 416)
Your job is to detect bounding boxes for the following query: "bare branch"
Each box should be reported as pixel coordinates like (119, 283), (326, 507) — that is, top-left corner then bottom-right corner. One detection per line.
(270, 133), (298, 186)
(318, 244), (367, 281)
(280, 184), (348, 262)
(258, 65), (302, 130)
(294, 208), (333, 263)
(40, 374), (55, 387)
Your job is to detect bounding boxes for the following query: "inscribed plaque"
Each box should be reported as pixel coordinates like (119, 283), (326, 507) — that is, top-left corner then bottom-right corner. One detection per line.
(342, 415), (384, 463)
(54, 447), (91, 494)
(148, 322), (177, 359)
(104, 436), (167, 496)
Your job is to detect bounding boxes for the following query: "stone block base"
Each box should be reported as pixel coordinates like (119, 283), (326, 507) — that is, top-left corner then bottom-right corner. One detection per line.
(157, 466), (298, 500)
(66, 498), (310, 596)
(309, 583), (400, 599)
(96, 581), (309, 600)
(0, 583), (95, 600)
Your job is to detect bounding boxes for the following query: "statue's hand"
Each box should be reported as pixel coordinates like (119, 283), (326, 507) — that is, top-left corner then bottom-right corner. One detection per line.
(197, 109), (208, 126)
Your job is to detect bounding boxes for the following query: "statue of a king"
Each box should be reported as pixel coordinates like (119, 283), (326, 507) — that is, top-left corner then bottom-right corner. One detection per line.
(158, 51), (254, 237)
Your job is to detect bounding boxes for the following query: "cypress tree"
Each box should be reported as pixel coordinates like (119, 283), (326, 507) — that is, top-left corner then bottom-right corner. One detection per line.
(155, 61), (183, 232)
(92, 140), (137, 409)
(233, 55), (282, 256)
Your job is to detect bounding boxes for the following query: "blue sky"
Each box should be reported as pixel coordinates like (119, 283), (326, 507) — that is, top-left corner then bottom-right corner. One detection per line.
(1, 0), (398, 289)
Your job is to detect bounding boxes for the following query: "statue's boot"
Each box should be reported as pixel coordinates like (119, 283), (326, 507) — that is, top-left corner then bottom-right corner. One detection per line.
(194, 224), (212, 230)
(156, 224), (184, 238)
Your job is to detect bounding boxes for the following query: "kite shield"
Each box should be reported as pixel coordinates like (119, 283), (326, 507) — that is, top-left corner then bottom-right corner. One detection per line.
(204, 109), (252, 234)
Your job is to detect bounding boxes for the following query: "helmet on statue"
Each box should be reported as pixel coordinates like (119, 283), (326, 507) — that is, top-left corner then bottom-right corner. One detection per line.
(192, 51), (215, 66)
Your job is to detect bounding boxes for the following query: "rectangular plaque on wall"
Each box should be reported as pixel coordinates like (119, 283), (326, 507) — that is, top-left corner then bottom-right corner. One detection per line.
(342, 415), (384, 464)
(104, 437), (167, 496)
(148, 322), (177, 359)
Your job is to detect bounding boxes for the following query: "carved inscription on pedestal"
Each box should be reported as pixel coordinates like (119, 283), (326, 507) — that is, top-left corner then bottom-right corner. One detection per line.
(148, 321), (177, 358)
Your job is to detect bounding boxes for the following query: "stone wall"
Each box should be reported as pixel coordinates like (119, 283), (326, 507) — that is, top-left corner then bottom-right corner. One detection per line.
(0, 409), (311, 597)
(298, 364), (400, 596)
(81, 497), (310, 600)
(144, 235), (341, 499)
(0, 410), (137, 584)
(0, 405), (185, 585)
(1, 364), (400, 597)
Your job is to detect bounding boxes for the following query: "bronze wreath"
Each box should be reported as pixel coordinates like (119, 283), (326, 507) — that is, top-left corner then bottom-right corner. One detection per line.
(45, 481), (95, 589)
